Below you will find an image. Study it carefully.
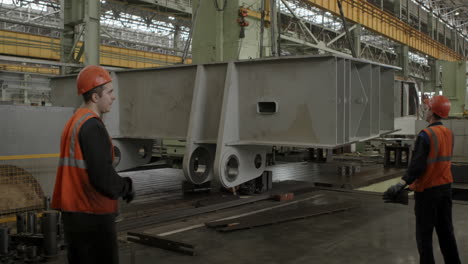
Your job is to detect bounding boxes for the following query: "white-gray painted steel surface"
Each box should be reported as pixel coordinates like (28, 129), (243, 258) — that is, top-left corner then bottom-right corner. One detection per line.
(51, 55), (397, 187)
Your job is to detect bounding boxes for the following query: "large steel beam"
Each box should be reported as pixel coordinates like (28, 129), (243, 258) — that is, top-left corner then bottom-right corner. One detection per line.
(51, 55), (397, 188)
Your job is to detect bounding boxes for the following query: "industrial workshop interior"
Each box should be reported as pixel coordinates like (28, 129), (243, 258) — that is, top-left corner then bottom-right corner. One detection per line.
(1, 0), (468, 263)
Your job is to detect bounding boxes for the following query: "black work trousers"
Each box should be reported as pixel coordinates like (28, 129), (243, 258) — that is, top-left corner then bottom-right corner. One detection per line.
(414, 184), (461, 264)
(62, 212), (119, 264)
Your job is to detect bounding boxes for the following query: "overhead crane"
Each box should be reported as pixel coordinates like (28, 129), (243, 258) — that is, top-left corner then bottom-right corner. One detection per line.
(243, 0), (466, 61)
(305, 0), (465, 61)
(0, 0), (465, 76)
(0, 29), (191, 74)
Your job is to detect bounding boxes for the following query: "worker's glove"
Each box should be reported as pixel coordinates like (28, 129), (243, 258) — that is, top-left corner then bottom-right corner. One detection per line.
(124, 190), (135, 204)
(383, 182), (408, 205)
(123, 178), (135, 203)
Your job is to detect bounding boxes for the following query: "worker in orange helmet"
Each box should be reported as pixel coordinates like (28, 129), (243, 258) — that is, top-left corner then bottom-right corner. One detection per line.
(51, 65), (135, 264)
(383, 95), (461, 264)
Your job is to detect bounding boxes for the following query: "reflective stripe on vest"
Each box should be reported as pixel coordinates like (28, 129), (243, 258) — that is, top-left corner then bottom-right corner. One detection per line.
(58, 157), (87, 169)
(409, 125), (453, 192)
(51, 108), (118, 214)
(425, 127), (452, 164)
(65, 112), (93, 168)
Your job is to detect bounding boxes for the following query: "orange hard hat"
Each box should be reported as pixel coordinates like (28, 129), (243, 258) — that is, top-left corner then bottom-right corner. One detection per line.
(76, 65), (112, 95)
(424, 95), (451, 118)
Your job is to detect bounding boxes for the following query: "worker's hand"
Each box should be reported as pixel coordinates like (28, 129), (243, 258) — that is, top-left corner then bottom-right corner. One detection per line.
(124, 190), (135, 203)
(384, 182), (405, 197)
(123, 178), (135, 203)
(383, 182), (408, 205)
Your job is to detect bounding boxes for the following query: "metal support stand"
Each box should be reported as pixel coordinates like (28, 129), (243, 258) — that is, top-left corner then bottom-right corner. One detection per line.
(255, 170), (273, 193)
(27, 212), (37, 234)
(182, 181), (211, 193)
(0, 211), (62, 263)
(308, 148), (327, 163)
(239, 171), (273, 195)
(16, 213), (27, 234)
(337, 164), (361, 189)
(384, 144), (410, 168)
(0, 227), (9, 257)
(42, 211), (58, 258)
(43, 196), (51, 211)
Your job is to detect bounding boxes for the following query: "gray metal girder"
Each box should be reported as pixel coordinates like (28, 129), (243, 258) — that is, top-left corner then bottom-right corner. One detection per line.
(51, 55), (397, 187)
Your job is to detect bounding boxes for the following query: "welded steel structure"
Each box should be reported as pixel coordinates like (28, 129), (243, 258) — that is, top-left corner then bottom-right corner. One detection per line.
(51, 55), (397, 187)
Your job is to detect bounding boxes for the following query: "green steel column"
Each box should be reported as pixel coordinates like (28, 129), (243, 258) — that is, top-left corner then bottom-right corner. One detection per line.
(398, 45), (409, 78)
(60, 0), (75, 64)
(269, 0), (277, 57)
(393, 0), (408, 82)
(351, 25), (361, 57)
(84, 0), (100, 65)
(427, 13), (434, 39)
(465, 63), (468, 112)
(215, 7), (224, 61)
(61, 0), (84, 73)
(405, 0), (410, 23)
(441, 61), (467, 116)
(393, 0), (401, 19)
(191, 0), (228, 63)
(451, 31), (457, 54)
(191, 0), (271, 63)
(427, 58), (440, 92)
(191, 0), (215, 63)
(1, 86), (5, 102)
(173, 25), (181, 51)
(60, 0), (100, 71)
(444, 26), (447, 46)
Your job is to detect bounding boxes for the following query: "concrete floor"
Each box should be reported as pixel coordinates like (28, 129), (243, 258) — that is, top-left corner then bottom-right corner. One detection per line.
(41, 162), (467, 264)
(115, 189), (468, 264)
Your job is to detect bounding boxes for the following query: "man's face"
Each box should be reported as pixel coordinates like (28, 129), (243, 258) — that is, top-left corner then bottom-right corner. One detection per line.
(96, 82), (116, 114)
(423, 103), (433, 123)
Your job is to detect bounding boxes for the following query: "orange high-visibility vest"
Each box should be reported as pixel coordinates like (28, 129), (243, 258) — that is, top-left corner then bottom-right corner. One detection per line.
(410, 125), (454, 192)
(51, 108), (118, 214)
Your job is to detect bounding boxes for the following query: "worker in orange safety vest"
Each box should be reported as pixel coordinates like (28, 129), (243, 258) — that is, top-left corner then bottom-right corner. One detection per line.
(383, 95), (461, 264)
(51, 65), (135, 264)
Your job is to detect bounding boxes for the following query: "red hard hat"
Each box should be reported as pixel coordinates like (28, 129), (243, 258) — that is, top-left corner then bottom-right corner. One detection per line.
(76, 65), (112, 95)
(424, 95), (451, 118)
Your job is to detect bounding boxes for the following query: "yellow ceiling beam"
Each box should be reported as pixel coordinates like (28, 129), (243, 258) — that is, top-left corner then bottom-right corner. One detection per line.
(242, 7), (270, 22)
(241, 0), (272, 22)
(0, 64), (59, 75)
(302, 0), (465, 61)
(0, 30), (191, 70)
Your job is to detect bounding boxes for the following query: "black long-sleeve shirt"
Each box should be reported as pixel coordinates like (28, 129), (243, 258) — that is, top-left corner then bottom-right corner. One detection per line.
(402, 121), (446, 185)
(79, 117), (132, 200)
